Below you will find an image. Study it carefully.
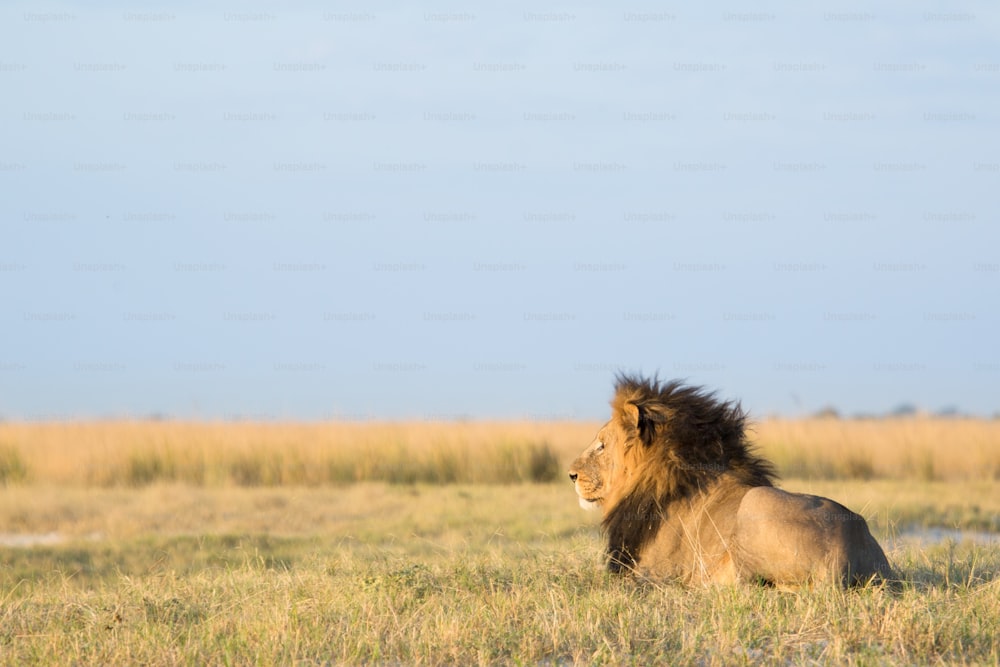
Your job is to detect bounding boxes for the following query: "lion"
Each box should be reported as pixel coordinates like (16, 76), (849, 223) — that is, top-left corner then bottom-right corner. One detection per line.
(569, 374), (894, 587)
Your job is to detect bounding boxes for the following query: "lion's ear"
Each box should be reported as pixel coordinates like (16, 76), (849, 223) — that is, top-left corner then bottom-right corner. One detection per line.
(619, 401), (662, 446)
(621, 402), (641, 429)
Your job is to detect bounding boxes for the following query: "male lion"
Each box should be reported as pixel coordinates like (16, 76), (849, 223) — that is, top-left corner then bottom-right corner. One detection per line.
(569, 374), (893, 587)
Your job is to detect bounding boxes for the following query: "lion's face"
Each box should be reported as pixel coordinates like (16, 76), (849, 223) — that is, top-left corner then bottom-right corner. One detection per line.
(568, 419), (631, 511)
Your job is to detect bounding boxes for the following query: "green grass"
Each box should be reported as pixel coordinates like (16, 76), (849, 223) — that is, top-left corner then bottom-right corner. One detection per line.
(1, 482), (998, 665)
(9, 538), (1000, 664)
(3, 535), (998, 665)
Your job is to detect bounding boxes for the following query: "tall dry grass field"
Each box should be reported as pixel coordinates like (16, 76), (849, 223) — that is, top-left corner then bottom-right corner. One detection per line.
(0, 421), (597, 487)
(0, 417), (997, 487)
(752, 417), (1000, 481)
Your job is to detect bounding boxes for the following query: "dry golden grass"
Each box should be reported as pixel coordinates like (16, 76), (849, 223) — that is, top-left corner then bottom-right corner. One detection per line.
(0, 417), (997, 487)
(753, 417), (1000, 481)
(1, 420), (998, 664)
(1, 482), (998, 665)
(1, 479), (997, 544)
(0, 421), (596, 487)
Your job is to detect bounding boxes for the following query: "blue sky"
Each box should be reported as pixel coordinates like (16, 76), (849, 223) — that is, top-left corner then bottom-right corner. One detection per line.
(1, 3), (997, 420)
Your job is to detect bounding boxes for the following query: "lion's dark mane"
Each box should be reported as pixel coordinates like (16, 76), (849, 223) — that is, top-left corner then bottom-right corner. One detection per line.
(603, 374), (777, 572)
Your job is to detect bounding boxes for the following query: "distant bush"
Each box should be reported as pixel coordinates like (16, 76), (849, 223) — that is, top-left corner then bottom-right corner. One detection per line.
(126, 449), (178, 486)
(527, 442), (562, 482)
(0, 444), (27, 485)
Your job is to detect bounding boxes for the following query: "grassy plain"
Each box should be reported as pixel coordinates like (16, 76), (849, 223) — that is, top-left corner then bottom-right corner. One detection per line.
(0, 419), (998, 665)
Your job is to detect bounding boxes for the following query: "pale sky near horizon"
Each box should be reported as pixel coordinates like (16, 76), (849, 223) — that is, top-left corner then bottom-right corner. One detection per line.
(1, 2), (998, 421)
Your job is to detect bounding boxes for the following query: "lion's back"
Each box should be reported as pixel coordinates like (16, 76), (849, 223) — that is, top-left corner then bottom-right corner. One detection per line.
(732, 486), (893, 586)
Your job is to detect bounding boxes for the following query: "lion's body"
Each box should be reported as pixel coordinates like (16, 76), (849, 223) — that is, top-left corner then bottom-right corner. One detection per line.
(569, 375), (893, 587)
(631, 481), (892, 586)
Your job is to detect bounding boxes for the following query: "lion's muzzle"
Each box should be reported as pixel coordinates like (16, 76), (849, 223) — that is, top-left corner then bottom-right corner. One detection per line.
(569, 470), (602, 510)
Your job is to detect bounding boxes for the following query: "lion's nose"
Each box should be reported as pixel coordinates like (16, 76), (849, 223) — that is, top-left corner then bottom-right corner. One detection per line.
(569, 472), (578, 482)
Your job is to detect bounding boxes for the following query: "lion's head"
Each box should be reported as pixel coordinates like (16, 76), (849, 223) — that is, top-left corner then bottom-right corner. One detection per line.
(567, 415), (631, 511)
(569, 374), (777, 571)
(569, 374), (775, 509)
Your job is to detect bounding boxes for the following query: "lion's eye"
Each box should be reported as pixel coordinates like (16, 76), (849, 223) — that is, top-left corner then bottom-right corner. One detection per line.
(595, 441), (605, 453)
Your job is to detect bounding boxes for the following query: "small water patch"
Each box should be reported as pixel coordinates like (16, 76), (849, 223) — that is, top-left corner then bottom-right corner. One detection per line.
(890, 527), (999, 549)
(0, 532), (64, 547)
(0, 532), (103, 548)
